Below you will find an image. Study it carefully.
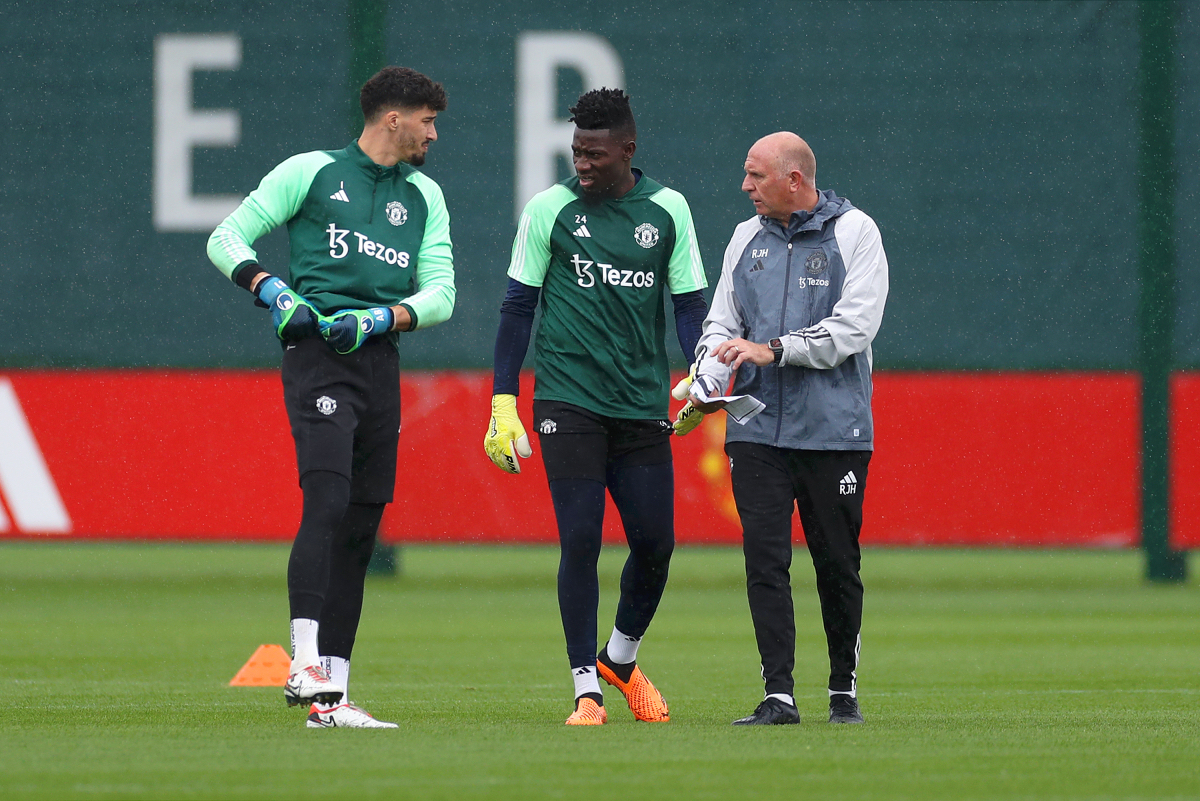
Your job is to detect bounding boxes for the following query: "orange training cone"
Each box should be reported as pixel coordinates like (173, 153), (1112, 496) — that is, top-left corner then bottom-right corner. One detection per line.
(229, 644), (292, 687)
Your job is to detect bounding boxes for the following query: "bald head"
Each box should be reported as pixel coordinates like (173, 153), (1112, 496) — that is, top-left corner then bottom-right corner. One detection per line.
(752, 132), (816, 186)
(742, 132), (820, 221)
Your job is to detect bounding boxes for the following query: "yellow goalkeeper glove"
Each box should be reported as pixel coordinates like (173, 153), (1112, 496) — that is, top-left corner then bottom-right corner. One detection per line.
(671, 364), (705, 436)
(484, 394), (533, 474)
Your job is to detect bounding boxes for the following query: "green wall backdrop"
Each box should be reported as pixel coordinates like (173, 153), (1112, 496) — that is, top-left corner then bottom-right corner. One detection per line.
(3, 1), (1196, 370)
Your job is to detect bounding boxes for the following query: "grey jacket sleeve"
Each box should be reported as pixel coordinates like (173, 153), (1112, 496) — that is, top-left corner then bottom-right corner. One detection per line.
(692, 219), (758, 394)
(781, 209), (888, 369)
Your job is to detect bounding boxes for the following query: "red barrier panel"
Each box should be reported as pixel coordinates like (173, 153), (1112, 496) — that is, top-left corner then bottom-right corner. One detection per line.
(1170, 374), (1200, 549)
(867, 372), (1140, 547)
(0, 369), (1167, 547)
(0, 372), (298, 539)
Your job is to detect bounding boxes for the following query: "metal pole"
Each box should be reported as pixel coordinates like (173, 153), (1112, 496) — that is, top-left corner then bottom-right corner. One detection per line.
(348, 0), (388, 135)
(1138, 0), (1187, 582)
(348, 0), (399, 577)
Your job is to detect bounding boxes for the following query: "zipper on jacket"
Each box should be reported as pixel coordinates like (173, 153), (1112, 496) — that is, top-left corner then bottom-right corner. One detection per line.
(368, 170), (380, 223)
(774, 240), (793, 445)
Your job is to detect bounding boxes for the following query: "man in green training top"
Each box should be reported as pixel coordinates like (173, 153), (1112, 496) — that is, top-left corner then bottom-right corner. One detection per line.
(483, 88), (709, 725)
(207, 66), (455, 729)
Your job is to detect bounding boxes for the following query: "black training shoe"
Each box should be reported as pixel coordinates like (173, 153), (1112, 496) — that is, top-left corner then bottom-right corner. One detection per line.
(731, 697), (800, 726)
(828, 694), (864, 724)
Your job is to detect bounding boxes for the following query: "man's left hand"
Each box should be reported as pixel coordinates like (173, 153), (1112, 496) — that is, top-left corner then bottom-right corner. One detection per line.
(714, 338), (774, 370)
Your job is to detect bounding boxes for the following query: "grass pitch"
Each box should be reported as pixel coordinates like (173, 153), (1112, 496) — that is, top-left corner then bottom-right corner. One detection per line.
(0, 544), (1197, 800)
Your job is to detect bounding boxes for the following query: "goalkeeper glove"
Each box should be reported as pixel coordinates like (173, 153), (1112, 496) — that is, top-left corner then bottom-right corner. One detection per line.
(671, 363), (705, 436)
(321, 307), (394, 355)
(256, 276), (319, 341)
(484, 394), (532, 474)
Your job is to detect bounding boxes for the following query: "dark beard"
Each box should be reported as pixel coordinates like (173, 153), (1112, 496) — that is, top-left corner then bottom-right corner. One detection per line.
(401, 132), (427, 166)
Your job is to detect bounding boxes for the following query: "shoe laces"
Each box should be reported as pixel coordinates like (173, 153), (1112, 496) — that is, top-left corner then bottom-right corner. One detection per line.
(341, 704), (373, 720)
(315, 703), (371, 719)
(830, 695), (857, 712)
(761, 697), (794, 714)
(303, 664), (332, 682)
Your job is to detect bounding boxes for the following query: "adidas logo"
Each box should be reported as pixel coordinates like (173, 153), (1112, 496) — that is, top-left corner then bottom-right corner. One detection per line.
(749, 260), (764, 273)
(839, 471), (858, 496)
(329, 181), (349, 203)
(572, 224), (592, 238)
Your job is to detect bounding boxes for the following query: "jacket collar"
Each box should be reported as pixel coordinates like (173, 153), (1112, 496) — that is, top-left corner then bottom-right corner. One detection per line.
(346, 140), (414, 180)
(760, 189), (853, 236)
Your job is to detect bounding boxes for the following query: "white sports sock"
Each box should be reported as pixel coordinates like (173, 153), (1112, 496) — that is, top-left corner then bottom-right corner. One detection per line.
(325, 656), (350, 703)
(314, 656), (350, 710)
(604, 627), (641, 664)
(289, 618), (320, 671)
(767, 692), (796, 708)
(571, 666), (602, 699)
(829, 689), (857, 699)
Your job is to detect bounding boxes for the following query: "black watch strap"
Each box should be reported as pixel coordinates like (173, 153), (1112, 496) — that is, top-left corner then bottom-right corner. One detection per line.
(769, 338), (784, 364)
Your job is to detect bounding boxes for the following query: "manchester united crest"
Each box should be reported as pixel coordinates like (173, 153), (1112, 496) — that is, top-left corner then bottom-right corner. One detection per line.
(386, 201), (408, 226)
(805, 250), (829, 274)
(634, 222), (659, 249)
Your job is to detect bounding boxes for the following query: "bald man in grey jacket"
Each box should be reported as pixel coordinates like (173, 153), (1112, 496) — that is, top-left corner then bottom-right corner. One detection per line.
(683, 132), (888, 726)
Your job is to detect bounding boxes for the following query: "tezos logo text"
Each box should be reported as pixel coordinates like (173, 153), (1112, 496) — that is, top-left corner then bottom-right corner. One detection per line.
(327, 223), (410, 268)
(570, 254), (656, 289)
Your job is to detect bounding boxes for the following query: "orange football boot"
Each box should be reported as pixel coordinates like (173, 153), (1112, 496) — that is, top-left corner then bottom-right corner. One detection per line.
(596, 659), (670, 722)
(564, 697), (607, 725)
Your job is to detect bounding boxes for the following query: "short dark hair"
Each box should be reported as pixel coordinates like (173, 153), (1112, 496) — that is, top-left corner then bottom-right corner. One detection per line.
(569, 88), (635, 138)
(360, 67), (447, 122)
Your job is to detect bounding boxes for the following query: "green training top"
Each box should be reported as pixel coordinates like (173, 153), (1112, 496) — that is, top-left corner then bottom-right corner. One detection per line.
(509, 172), (706, 419)
(207, 141), (455, 332)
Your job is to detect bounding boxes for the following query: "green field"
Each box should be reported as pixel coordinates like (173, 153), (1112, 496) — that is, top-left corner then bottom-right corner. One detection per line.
(1, 544), (1196, 800)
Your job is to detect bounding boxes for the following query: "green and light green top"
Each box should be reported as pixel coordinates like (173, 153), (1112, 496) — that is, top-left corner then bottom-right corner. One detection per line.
(509, 172), (706, 419)
(207, 141), (455, 331)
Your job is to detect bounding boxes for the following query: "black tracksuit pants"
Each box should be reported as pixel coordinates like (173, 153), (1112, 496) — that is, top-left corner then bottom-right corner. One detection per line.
(726, 441), (870, 697)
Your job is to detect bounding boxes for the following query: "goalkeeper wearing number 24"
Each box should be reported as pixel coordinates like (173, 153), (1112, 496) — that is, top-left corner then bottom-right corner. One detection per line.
(483, 88), (708, 725)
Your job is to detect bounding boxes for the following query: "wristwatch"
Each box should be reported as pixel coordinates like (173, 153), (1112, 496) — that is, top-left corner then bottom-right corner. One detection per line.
(769, 338), (784, 364)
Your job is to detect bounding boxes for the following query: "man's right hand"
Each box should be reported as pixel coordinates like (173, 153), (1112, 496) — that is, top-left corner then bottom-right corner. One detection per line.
(255, 276), (320, 341)
(320, 307), (394, 355)
(484, 394), (533, 474)
(679, 369), (727, 416)
(671, 364), (706, 436)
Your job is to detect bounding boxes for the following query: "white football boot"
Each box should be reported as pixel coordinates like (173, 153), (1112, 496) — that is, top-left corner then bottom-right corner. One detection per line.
(306, 702), (399, 729)
(284, 663), (344, 707)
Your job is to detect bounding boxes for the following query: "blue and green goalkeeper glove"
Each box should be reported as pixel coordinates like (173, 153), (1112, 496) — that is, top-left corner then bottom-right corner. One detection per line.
(321, 307), (394, 354)
(255, 276), (320, 341)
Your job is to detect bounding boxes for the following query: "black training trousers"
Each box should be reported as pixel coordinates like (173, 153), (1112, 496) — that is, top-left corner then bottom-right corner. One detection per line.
(281, 336), (400, 657)
(534, 400), (675, 670)
(726, 441), (870, 697)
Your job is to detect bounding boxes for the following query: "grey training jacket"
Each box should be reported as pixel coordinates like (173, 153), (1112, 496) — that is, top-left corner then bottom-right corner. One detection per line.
(695, 190), (889, 451)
